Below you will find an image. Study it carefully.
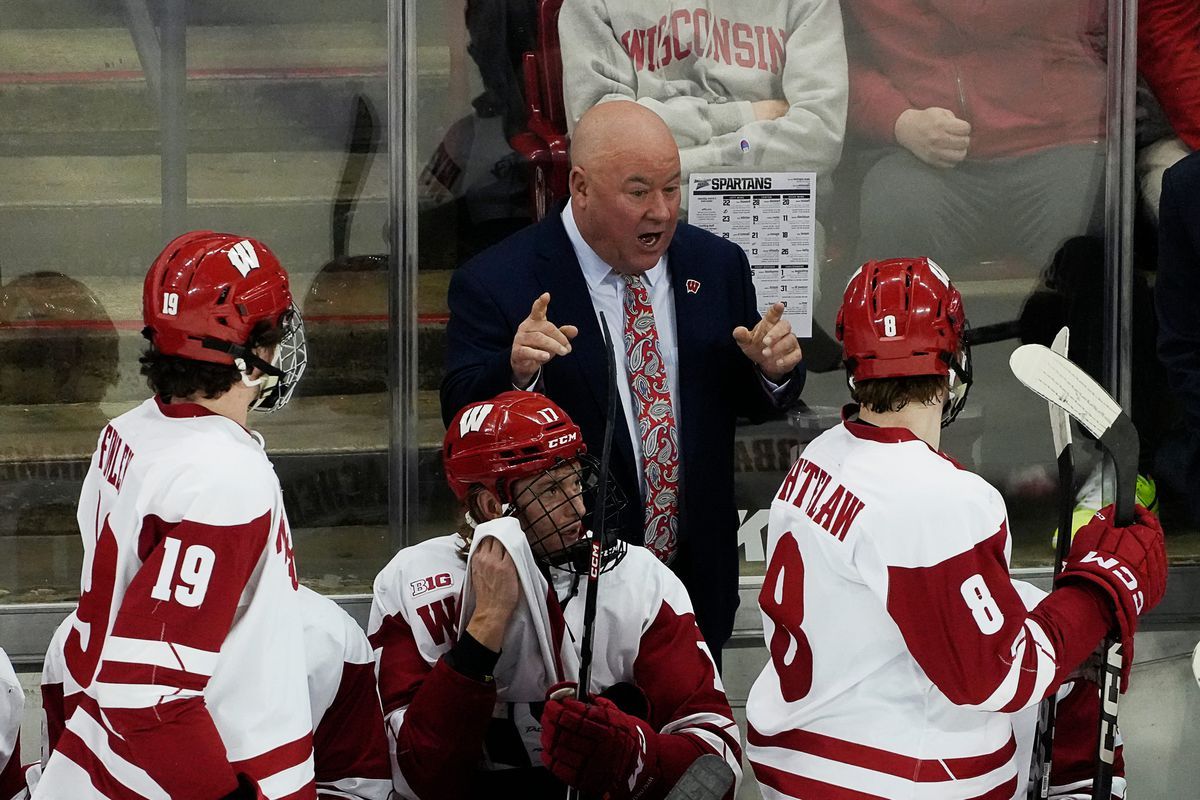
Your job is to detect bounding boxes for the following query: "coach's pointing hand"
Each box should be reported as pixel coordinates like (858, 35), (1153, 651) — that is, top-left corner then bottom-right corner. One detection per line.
(511, 293), (579, 388)
(734, 302), (803, 383)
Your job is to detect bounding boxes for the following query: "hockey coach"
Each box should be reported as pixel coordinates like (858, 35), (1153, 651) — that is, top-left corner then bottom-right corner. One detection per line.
(441, 100), (807, 661)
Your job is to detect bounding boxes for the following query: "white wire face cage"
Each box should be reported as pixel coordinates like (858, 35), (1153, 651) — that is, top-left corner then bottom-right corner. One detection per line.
(507, 454), (627, 574)
(250, 305), (308, 413)
(942, 340), (973, 428)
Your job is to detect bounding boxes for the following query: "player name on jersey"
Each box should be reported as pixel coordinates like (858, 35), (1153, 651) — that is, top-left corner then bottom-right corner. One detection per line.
(775, 456), (866, 542)
(96, 424), (135, 492)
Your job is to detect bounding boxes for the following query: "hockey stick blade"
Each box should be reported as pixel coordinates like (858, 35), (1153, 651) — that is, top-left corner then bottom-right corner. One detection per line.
(1027, 329), (1074, 800)
(1009, 343), (1137, 800)
(663, 755), (735, 800)
(1047, 329), (1072, 460)
(1009, 344), (1138, 525)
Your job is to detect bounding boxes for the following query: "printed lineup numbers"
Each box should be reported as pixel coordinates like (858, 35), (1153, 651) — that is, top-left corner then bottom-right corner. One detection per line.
(960, 573), (1004, 635)
(759, 532), (813, 702)
(64, 510), (121, 689)
(162, 292), (180, 316)
(151, 536), (216, 608)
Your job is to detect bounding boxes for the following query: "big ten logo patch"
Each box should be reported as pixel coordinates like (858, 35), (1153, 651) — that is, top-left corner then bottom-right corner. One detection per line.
(410, 572), (453, 597)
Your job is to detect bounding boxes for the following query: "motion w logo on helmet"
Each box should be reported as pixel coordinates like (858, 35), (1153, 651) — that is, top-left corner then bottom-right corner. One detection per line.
(228, 239), (261, 276)
(458, 403), (494, 436)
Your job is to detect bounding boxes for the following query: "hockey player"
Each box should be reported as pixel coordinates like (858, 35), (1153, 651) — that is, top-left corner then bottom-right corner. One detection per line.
(34, 232), (317, 800)
(369, 391), (741, 800)
(746, 257), (1166, 799)
(1, 649), (30, 800)
(40, 586), (392, 800)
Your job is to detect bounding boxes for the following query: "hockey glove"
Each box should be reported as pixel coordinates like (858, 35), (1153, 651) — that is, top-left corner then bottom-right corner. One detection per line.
(541, 691), (656, 799)
(1057, 503), (1167, 684)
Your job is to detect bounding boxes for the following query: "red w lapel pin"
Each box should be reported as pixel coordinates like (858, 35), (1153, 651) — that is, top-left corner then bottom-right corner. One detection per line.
(685, 279), (700, 294)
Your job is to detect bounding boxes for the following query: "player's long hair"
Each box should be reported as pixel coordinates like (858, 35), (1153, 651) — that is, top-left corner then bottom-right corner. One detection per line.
(140, 319), (283, 401)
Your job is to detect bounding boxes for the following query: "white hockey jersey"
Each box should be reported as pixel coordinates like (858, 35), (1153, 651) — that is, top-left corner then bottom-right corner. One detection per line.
(41, 590), (391, 800)
(746, 418), (1121, 800)
(0, 649), (26, 800)
(33, 397), (316, 800)
(368, 523), (742, 800)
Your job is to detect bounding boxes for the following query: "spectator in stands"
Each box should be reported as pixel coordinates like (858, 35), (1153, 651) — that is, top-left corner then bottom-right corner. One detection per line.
(1136, 0), (1200, 222)
(420, 1), (540, 263)
(1154, 150), (1200, 527)
(843, 0), (1108, 273)
(558, 0), (847, 202)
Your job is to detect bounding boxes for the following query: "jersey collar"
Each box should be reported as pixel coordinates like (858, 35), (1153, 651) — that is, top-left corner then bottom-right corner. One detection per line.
(155, 394), (220, 419)
(840, 403), (924, 445)
(840, 403), (969, 470)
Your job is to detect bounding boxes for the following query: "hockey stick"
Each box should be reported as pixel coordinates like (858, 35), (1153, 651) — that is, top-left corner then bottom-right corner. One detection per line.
(1009, 343), (1138, 800)
(565, 313), (619, 800)
(1026, 328), (1074, 800)
(662, 754), (736, 800)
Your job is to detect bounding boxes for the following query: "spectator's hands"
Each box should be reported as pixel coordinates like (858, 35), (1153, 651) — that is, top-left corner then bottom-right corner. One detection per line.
(894, 107), (971, 168)
(752, 99), (790, 121)
(466, 538), (520, 651)
(511, 292), (579, 388)
(733, 302), (803, 382)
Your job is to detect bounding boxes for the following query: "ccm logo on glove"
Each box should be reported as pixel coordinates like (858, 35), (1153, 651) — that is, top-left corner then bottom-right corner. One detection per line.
(1079, 553), (1142, 610)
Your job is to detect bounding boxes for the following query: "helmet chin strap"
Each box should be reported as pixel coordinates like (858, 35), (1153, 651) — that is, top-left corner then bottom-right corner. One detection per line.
(234, 350), (283, 412)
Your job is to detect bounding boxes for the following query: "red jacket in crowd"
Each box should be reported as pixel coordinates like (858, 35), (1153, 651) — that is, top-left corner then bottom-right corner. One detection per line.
(1139, 0), (1200, 150)
(843, 0), (1108, 158)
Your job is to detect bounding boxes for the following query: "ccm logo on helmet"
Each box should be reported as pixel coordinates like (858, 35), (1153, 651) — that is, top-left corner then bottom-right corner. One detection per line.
(410, 573), (453, 597)
(548, 432), (578, 449)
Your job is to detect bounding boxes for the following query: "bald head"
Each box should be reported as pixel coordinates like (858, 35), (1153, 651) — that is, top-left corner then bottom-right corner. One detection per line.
(568, 102), (682, 275)
(570, 101), (679, 171)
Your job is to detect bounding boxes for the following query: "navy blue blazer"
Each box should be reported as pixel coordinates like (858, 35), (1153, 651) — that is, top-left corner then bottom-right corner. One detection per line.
(1155, 150), (1200, 523)
(441, 207), (805, 650)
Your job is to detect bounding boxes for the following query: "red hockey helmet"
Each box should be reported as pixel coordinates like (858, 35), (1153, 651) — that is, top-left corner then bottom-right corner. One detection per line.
(143, 231), (307, 411)
(444, 391), (586, 503)
(836, 257), (972, 424)
(144, 231), (292, 364)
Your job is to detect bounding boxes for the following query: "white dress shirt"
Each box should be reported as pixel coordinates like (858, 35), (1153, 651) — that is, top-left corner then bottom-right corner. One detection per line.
(518, 202), (790, 503)
(561, 200), (681, 499)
